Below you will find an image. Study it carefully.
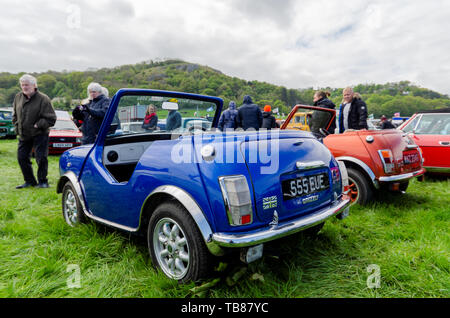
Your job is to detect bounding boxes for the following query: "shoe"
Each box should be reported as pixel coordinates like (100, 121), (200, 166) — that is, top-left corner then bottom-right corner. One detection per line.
(35, 182), (49, 188)
(16, 182), (37, 189)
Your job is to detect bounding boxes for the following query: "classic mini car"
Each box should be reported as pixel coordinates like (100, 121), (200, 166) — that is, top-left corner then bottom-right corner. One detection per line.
(0, 107), (16, 139)
(281, 105), (425, 205)
(49, 111), (82, 155)
(284, 111), (312, 131)
(398, 108), (450, 176)
(57, 89), (351, 282)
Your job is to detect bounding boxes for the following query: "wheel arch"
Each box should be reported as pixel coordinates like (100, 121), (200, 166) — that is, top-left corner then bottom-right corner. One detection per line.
(336, 156), (380, 190)
(139, 185), (224, 257)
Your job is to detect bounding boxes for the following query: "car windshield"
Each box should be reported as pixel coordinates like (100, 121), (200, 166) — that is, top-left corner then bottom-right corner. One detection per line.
(413, 114), (450, 135)
(0, 110), (12, 120)
(109, 94), (217, 137)
(52, 119), (78, 131)
(285, 107), (333, 135)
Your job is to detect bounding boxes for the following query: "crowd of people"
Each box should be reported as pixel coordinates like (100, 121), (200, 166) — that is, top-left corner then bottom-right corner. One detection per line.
(11, 74), (394, 190)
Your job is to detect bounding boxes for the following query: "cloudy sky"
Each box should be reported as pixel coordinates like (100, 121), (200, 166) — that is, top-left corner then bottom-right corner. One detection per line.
(1, 0), (450, 94)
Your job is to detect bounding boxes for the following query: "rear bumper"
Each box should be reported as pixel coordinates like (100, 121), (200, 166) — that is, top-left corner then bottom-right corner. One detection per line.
(378, 168), (426, 182)
(211, 197), (351, 248)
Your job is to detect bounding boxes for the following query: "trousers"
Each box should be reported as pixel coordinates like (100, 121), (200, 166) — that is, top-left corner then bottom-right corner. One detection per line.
(17, 134), (49, 184)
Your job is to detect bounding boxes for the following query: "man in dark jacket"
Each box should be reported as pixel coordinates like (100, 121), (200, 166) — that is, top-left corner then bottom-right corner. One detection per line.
(12, 74), (56, 189)
(218, 101), (238, 131)
(73, 83), (110, 145)
(261, 105), (279, 130)
(338, 87), (368, 133)
(380, 115), (395, 129)
(236, 95), (263, 130)
(313, 91), (336, 134)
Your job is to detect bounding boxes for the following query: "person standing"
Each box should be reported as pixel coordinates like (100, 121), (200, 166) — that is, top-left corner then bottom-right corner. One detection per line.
(142, 104), (158, 131)
(218, 101), (238, 131)
(380, 115), (395, 129)
(338, 87), (368, 133)
(73, 82), (110, 144)
(313, 90), (336, 134)
(236, 95), (263, 130)
(12, 74), (56, 189)
(261, 105), (279, 130)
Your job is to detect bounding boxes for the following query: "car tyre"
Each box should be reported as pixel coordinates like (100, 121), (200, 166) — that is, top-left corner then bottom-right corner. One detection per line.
(62, 182), (87, 226)
(148, 202), (211, 283)
(347, 167), (373, 205)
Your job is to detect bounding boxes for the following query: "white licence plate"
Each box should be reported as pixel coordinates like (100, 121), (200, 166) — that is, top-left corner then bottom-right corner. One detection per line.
(53, 143), (73, 148)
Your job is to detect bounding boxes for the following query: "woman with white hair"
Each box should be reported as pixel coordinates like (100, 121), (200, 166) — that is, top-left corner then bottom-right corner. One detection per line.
(72, 82), (110, 144)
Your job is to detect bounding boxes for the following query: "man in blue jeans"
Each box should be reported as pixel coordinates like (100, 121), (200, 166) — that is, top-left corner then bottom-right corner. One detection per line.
(12, 74), (56, 189)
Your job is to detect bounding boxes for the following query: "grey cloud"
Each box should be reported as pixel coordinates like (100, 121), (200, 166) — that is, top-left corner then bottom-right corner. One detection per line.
(228, 0), (296, 27)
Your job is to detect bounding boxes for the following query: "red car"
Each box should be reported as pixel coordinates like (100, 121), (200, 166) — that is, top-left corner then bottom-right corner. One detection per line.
(398, 108), (450, 176)
(49, 112), (82, 155)
(282, 105), (425, 205)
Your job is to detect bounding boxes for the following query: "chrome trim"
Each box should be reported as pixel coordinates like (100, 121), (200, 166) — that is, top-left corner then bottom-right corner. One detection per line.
(406, 144), (419, 149)
(141, 185), (224, 256)
(58, 172), (138, 232)
(296, 160), (326, 170)
(58, 175), (224, 255)
(378, 168), (426, 182)
(211, 197), (351, 248)
(336, 156), (379, 189)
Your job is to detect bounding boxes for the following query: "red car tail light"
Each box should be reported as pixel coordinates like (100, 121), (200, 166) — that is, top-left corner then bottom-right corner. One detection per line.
(378, 149), (395, 174)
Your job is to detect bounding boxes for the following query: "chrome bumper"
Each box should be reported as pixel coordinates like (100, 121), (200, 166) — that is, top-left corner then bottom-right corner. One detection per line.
(378, 168), (425, 182)
(211, 197), (351, 248)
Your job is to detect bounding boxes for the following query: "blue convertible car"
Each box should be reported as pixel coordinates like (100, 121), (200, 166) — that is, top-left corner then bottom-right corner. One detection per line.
(57, 89), (351, 282)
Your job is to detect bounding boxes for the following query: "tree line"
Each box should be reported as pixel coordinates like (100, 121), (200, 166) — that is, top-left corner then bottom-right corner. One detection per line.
(1, 59), (449, 118)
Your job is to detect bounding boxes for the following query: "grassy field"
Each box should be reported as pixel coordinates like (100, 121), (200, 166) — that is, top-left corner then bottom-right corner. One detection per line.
(0, 138), (448, 298)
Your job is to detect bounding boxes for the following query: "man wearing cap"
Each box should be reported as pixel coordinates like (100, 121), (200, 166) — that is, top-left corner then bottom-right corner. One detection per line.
(12, 74), (56, 189)
(261, 105), (279, 130)
(380, 115), (395, 129)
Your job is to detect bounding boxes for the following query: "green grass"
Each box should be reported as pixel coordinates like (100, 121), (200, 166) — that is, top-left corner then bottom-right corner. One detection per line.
(0, 139), (449, 298)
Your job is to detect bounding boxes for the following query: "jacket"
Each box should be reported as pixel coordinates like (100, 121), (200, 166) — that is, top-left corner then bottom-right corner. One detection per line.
(338, 97), (368, 133)
(314, 97), (336, 134)
(261, 111), (278, 129)
(236, 95), (263, 130)
(218, 102), (238, 130)
(166, 110), (182, 131)
(142, 114), (158, 130)
(12, 89), (56, 140)
(78, 94), (110, 144)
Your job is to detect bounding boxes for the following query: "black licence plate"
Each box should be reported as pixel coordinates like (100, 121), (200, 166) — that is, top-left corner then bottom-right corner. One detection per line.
(282, 172), (330, 201)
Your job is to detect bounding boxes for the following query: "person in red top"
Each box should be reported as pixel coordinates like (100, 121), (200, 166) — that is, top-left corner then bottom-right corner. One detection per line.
(142, 104), (158, 131)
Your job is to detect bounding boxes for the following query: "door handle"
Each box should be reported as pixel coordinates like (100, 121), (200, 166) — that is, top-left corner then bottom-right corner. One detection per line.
(439, 141), (450, 146)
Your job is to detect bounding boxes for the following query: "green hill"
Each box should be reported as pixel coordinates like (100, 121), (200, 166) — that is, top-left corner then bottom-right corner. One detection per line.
(1, 59), (449, 117)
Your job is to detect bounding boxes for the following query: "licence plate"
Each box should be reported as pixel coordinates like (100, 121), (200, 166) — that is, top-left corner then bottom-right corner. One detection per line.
(403, 151), (420, 168)
(282, 172), (330, 201)
(53, 143), (73, 148)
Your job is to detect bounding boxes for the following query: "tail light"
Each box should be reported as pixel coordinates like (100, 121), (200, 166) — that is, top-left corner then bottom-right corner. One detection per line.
(378, 149), (395, 174)
(219, 175), (253, 226)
